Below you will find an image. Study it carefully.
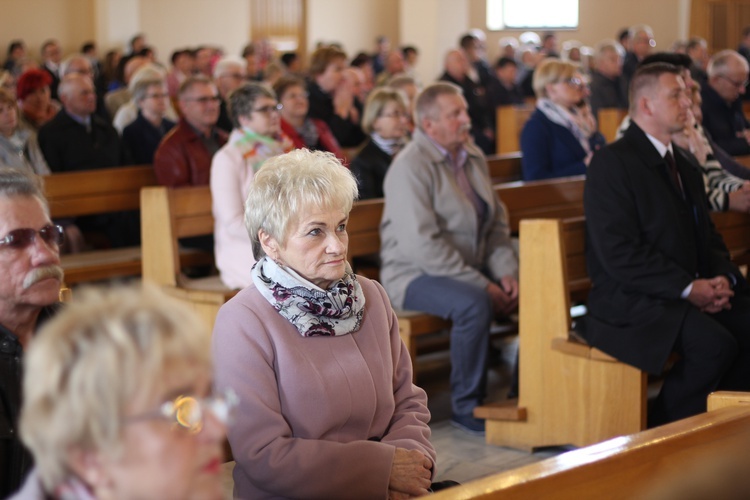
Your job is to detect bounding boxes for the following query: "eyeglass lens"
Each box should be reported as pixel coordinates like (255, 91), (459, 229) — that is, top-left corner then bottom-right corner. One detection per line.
(0, 224), (64, 249)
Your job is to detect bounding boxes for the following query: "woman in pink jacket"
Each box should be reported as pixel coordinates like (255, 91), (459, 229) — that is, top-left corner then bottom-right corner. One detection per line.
(212, 149), (436, 499)
(211, 82), (293, 289)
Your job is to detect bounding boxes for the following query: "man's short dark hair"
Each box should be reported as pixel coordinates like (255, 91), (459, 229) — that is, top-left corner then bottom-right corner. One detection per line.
(241, 43), (255, 58)
(743, 26), (750, 39)
(80, 42), (95, 54)
(495, 56), (517, 69)
(280, 52), (297, 68)
(618, 28), (630, 44)
(629, 62), (681, 114)
(460, 34), (478, 50)
(351, 52), (371, 68)
(7, 40), (24, 57)
(402, 46), (417, 58)
(639, 52), (692, 70)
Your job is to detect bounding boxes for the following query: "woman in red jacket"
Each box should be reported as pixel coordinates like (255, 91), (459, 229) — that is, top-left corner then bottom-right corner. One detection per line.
(273, 75), (344, 160)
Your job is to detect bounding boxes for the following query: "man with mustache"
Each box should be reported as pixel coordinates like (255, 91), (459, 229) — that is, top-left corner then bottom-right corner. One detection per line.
(380, 82), (519, 436)
(0, 168), (63, 497)
(584, 63), (750, 427)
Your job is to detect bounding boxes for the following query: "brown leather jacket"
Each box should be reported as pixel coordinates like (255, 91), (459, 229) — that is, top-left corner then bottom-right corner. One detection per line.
(153, 118), (228, 187)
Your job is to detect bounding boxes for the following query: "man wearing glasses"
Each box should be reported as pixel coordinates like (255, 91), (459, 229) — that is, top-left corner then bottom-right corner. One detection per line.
(0, 168), (63, 497)
(153, 75), (228, 188)
(701, 49), (750, 156)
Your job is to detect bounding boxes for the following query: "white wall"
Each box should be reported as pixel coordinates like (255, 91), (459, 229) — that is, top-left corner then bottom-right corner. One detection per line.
(139, 0), (251, 60)
(0, 0), (691, 77)
(401, 0), (469, 84)
(307, 0), (399, 58)
(469, 0), (691, 64)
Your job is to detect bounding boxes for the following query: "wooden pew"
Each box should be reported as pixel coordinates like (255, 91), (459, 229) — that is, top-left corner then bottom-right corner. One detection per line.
(495, 105), (534, 155)
(433, 393), (750, 500)
(486, 153), (523, 184)
(45, 165), (210, 285)
(597, 107), (627, 143)
(140, 185), (237, 329)
(495, 175), (585, 234)
(479, 212), (750, 451)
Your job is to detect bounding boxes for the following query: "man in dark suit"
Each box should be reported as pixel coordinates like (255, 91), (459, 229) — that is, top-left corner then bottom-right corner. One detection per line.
(584, 62), (750, 427)
(40, 39), (62, 101)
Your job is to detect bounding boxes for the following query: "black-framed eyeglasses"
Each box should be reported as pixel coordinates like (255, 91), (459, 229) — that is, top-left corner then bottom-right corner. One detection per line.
(0, 224), (64, 250)
(125, 388), (238, 434)
(253, 103), (283, 115)
(718, 74), (749, 89)
(185, 95), (221, 104)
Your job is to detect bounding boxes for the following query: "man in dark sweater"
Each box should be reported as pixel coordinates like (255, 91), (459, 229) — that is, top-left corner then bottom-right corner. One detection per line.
(0, 169), (62, 497)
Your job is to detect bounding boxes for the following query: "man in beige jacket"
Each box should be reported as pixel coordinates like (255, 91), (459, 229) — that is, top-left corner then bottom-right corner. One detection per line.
(380, 82), (518, 435)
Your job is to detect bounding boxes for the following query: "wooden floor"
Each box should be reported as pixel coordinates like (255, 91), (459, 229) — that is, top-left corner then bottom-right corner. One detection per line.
(220, 335), (565, 497)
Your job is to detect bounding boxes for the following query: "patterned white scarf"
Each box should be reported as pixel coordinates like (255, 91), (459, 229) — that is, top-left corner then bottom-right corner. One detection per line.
(251, 257), (365, 337)
(536, 98), (591, 155)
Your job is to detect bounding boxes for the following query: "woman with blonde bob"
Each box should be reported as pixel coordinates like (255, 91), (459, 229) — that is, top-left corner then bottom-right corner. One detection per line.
(213, 149), (436, 499)
(13, 285), (234, 500)
(350, 87), (410, 199)
(520, 58), (605, 181)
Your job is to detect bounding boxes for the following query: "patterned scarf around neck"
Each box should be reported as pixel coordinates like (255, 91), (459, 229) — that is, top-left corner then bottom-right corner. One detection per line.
(251, 257), (365, 337)
(536, 97), (591, 155)
(232, 127), (294, 173)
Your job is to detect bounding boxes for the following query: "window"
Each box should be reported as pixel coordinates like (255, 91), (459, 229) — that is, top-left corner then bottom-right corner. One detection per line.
(487, 0), (579, 30)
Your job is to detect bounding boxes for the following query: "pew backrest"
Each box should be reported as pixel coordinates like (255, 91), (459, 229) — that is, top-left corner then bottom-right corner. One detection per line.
(433, 403), (750, 500)
(597, 108), (627, 143)
(141, 185), (214, 287)
(45, 165), (155, 218)
(495, 175), (585, 234)
(496, 105), (534, 155)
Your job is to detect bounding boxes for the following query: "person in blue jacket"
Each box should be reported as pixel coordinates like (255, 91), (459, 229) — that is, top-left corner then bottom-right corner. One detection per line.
(521, 58), (605, 181)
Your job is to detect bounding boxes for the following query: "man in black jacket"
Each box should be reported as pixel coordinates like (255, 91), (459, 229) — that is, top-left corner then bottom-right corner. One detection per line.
(584, 62), (750, 427)
(0, 168), (62, 497)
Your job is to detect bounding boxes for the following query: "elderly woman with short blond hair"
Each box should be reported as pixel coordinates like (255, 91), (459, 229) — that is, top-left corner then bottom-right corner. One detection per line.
(520, 58), (605, 181)
(12, 285), (233, 499)
(350, 87), (410, 199)
(213, 149), (436, 499)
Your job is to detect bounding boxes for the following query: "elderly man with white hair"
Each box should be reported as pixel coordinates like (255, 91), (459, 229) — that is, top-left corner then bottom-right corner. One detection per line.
(380, 82), (518, 435)
(0, 168), (63, 497)
(589, 39), (628, 118)
(701, 49), (750, 156)
(213, 56), (247, 132)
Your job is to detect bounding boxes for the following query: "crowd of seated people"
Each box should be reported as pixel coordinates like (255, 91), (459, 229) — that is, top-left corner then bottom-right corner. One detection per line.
(4, 27), (750, 497)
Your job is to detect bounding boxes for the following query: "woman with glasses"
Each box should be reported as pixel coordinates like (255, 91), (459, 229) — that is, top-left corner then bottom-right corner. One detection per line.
(12, 284), (233, 499)
(211, 82), (293, 289)
(0, 89), (49, 175)
(520, 58), (605, 181)
(121, 74), (176, 164)
(213, 149), (435, 499)
(350, 87), (410, 199)
(273, 75), (343, 159)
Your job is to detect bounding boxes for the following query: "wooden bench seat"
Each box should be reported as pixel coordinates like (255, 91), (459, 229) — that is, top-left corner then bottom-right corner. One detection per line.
(141, 185), (237, 328)
(45, 165), (212, 285)
(434, 392), (750, 499)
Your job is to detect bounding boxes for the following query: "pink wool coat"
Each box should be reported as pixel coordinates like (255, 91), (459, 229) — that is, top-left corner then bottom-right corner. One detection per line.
(212, 276), (436, 499)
